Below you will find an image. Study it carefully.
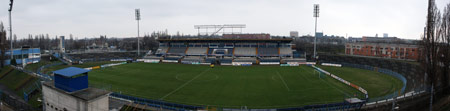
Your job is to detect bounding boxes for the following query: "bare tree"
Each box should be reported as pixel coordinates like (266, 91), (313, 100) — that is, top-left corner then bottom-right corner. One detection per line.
(0, 22), (6, 67)
(438, 3), (450, 92)
(421, 0), (441, 88)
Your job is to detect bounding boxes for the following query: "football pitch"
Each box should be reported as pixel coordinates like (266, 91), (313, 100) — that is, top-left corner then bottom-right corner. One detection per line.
(88, 63), (403, 108)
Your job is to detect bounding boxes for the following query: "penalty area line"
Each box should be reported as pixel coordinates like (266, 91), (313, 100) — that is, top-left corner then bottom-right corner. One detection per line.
(159, 68), (211, 100)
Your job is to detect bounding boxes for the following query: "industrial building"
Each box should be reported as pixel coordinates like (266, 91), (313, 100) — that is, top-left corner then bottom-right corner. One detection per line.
(345, 42), (419, 60)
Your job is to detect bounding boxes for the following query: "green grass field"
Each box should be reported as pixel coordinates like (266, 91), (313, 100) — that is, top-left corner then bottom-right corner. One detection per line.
(317, 65), (404, 98)
(88, 63), (403, 108)
(0, 66), (41, 108)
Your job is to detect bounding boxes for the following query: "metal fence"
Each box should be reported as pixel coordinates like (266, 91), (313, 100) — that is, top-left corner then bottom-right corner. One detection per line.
(36, 62), (64, 80)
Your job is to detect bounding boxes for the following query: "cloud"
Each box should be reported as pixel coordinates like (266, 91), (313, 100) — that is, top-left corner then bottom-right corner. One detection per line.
(0, 0), (449, 39)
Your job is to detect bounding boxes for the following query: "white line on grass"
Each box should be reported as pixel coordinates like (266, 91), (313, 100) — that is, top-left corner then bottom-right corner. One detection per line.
(159, 68), (211, 100)
(276, 71), (291, 91)
(301, 66), (352, 97)
(319, 77), (352, 97)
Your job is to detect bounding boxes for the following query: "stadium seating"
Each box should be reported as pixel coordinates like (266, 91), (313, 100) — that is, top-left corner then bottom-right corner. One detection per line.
(279, 47), (293, 56)
(292, 50), (302, 58)
(167, 47), (187, 54)
(219, 58), (233, 64)
(164, 56), (182, 61)
(205, 57), (216, 64)
(208, 48), (233, 56)
(156, 47), (169, 54)
(258, 47), (279, 56)
(182, 56), (204, 63)
(234, 47), (256, 56)
(259, 57), (281, 62)
(143, 56), (163, 60)
(234, 57), (257, 63)
(186, 47), (208, 55)
(282, 58), (307, 63)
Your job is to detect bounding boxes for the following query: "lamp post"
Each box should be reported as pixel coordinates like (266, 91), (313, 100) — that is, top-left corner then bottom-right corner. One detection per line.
(8, 0), (14, 60)
(135, 9), (141, 56)
(313, 4), (319, 61)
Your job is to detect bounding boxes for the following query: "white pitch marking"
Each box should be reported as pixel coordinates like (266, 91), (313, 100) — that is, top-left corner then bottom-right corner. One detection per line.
(160, 68), (210, 100)
(276, 71), (291, 91)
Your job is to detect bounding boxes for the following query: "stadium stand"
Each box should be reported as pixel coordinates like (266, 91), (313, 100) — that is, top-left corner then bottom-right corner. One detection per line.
(282, 58), (307, 64)
(205, 57), (216, 64)
(182, 56), (204, 63)
(156, 35), (301, 65)
(234, 57), (257, 64)
(279, 47), (293, 56)
(164, 56), (182, 61)
(219, 57), (233, 64)
(186, 47), (208, 55)
(167, 47), (187, 55)
(208, 48), (233, 56)
(292, 50), (303, 58)
(259, 57), (281, 62)
(143, 50), (163, 60)
(156, 47), (169, 54)
(234, 47), (256, 56)
(257, 47), (279, 56)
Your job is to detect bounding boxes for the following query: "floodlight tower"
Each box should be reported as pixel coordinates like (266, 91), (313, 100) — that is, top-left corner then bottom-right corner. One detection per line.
(313, 4), (319, 61)
(135, 9), (141, 56)
(8, 0), (14, 59)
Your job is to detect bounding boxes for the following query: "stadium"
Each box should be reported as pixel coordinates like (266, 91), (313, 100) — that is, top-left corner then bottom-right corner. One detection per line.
(3, 0), (450, 110)
(15, 33), (415, 111)
(0, 30), (434, 111)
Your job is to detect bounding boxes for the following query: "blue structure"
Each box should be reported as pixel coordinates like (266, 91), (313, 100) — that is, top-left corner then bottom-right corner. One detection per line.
(316, 32), (324, 38)
(53, 67), (90, 92)
(4, 48), (41, 65)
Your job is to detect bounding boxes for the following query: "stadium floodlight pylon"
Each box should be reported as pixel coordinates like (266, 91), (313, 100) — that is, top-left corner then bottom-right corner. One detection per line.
(9, 0), (14, 59)
(313, 4), (319, 61)
(135, 8), (141, 56)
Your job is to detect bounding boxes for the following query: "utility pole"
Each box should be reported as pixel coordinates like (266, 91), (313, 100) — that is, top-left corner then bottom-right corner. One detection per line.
(8, 0), (14, 60)
(313, 4), (319, 61)
(135, 9), (141, 56)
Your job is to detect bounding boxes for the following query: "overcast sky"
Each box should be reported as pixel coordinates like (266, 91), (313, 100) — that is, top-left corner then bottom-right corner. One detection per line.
(0, 0), (449, 39)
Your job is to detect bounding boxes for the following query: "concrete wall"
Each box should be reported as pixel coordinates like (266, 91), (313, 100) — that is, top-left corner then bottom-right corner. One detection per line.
(43, 85), (109, 111)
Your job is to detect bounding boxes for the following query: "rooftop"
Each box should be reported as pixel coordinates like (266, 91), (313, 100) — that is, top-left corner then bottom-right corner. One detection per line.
(53, 67), (90, 77)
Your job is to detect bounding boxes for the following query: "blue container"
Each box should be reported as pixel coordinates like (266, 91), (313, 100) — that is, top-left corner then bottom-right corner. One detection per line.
(53, 67), (90, 92)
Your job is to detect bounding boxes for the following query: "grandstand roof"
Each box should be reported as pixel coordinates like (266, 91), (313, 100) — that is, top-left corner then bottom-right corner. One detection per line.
(53, 67), (90, 77)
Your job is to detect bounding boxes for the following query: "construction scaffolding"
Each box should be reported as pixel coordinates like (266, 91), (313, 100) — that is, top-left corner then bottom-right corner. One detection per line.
(194, 24), (246, 36)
